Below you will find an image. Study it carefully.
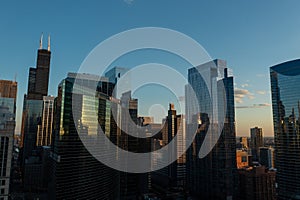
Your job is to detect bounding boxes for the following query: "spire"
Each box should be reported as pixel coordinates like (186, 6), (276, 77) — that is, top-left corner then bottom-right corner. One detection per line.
(39, 32), (43, 49)
(47, 34), (51, 51)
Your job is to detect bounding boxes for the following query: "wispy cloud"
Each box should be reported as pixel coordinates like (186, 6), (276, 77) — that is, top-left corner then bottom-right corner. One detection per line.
(124, 0), (134, 5)
(236, 103), (271, 109)
(234, 88), (254, 103)
(256, 90), (266, 95)
(241, 83), (249, 88)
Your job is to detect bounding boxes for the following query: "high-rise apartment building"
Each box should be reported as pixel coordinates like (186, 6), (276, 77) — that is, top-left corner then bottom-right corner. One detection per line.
(186, 59), (237, 199)
(0, 80), (17, 199)
(270, 59), (300, 199)
(250, 127), (264, 161)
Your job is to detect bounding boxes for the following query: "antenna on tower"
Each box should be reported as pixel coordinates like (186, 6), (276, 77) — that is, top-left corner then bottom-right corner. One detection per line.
(14, 73), (17, 82)
(47, 34), (51, 51)
(40, 32), (43, 49)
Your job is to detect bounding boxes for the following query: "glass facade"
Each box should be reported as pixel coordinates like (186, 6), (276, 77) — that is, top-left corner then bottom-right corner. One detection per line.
(21, 99), (43, 162)
(186, 59), (237, 199)
(0, 96), (16, 199)
(270, 59), (300, 199)
(49, 73), (119, 199)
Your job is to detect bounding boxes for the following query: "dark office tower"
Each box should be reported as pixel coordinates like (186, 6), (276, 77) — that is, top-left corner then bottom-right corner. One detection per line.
(186, 59), (237, 199)
(0, 80), (17, 200)
(259, 147), (274, 169)
(250, 127), (264, 161)
(270, 59), (300, 200)
(105, 67), (128, 97)
(118, 91), (149, 199)
(152, 104), (186, 193)
(166, 103), (178, 186)
(49, 73), (118, 199)
(21, 35), (51, 148)
(237, 166), (276, 200)
(27, 34), (51, 100)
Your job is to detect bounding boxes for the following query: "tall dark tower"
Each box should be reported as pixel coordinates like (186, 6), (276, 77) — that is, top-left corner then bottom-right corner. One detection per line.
(20, 34), (51, 164)
(27, 34), (51, 100)
(186, 59), (237, 199)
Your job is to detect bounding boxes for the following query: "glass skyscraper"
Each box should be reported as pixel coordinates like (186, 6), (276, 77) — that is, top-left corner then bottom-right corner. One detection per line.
(186, 59), (237, 199)
(270, 59), (300, 199)
(49, 73), (119, 199)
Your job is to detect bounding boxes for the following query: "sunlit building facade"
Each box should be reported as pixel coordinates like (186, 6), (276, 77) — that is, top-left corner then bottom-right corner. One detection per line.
(36, 96), (54, 146)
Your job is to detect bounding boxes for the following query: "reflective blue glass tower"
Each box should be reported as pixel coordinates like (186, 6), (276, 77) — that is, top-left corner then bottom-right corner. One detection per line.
(270, 59), (300, 200)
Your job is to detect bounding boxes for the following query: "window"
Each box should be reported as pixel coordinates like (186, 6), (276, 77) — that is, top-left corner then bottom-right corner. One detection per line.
(242, 156), (247, 163)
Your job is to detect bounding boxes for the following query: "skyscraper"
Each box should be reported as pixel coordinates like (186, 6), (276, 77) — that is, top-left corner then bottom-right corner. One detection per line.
(118, 91), (150, 199)
(49, 73), (119, 199)
(152, 104), (186, 189)
(186, 59), (237, 199)
(270, 59), (300, 199)
(105, 67), (128, 98)
(0, 80), (17, 200)
(21, 35), (51, 162)
(27, 34), (51, 100)
(259, 147), (274, 169)
(250, 127), (264, 161)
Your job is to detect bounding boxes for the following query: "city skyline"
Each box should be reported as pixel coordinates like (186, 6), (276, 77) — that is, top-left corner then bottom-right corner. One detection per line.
(2, 1), (300, 137)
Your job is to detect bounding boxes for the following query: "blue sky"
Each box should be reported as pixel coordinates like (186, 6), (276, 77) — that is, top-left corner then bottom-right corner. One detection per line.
(1, 0), (300, 136)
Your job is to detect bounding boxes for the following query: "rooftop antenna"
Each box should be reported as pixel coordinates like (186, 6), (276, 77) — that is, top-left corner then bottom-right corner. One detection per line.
(14, 73), (17, 82)
(39, 32), (43, 49)
(47, 34), (51, 51)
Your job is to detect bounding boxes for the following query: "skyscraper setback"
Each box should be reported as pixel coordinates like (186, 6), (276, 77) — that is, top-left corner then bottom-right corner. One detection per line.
(27, 34), (51, 100)
(270, 59), (300, 200)
(20, 34), (52, 174)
